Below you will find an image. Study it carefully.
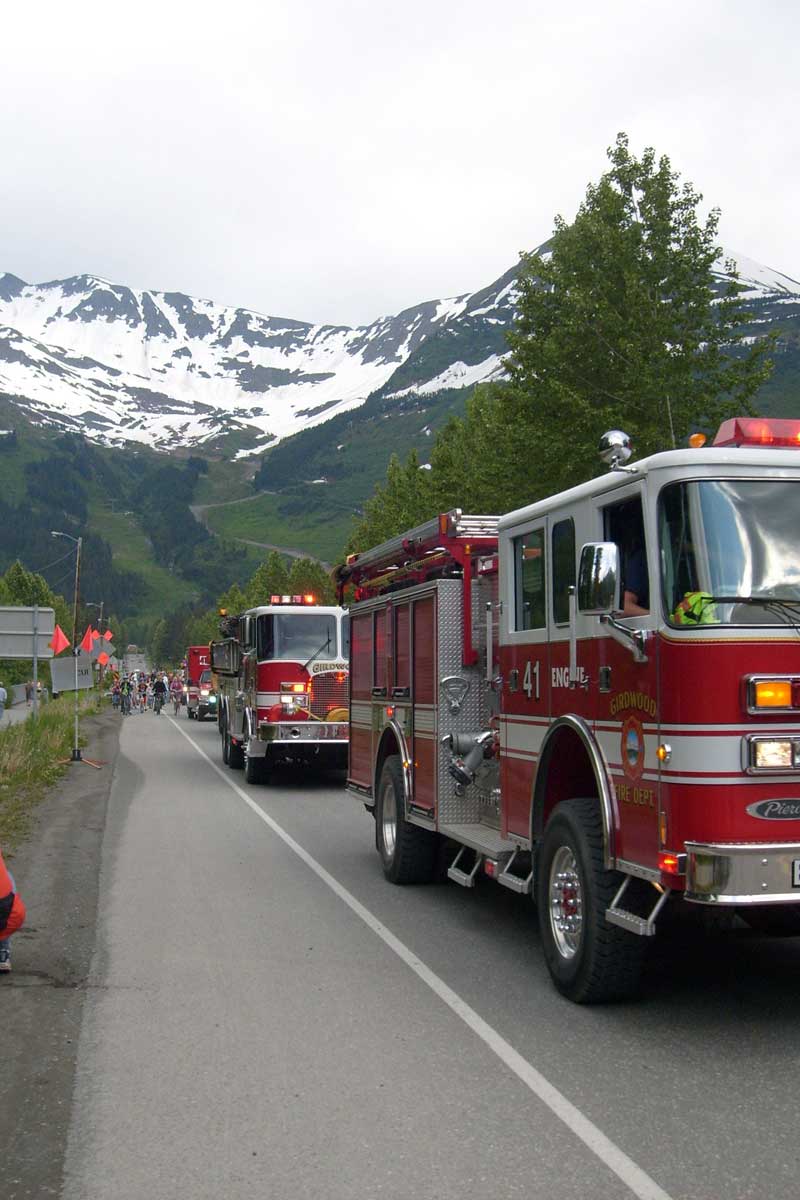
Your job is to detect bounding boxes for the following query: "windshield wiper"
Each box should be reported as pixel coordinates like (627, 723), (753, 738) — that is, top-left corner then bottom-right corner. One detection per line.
(694, 595), (800, 630)
(708, 595), (800, 607)
(302, 634), (332, 672)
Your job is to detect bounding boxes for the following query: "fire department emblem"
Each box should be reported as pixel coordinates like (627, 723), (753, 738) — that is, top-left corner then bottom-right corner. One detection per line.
(621, 716), (645, 782)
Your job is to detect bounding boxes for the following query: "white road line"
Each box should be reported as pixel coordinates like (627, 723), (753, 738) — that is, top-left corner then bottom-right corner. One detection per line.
(170, 717), (673, 1200)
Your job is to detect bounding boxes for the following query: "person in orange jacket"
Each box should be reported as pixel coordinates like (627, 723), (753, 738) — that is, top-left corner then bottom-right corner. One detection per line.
(0, 846), (26, 973)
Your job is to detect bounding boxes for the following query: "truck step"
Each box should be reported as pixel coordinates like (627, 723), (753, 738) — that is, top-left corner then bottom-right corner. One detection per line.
(606, 877), (670, 937)
(447, 845), (481, 888)
(497, 847), (533, 895)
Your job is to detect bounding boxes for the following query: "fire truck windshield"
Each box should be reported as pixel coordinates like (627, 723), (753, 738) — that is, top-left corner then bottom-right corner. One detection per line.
(660, 479), (800, 625)
(256, 613), (338, 661)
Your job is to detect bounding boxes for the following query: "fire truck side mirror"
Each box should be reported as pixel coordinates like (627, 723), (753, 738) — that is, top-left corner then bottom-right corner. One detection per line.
(577, 542), (620, 614)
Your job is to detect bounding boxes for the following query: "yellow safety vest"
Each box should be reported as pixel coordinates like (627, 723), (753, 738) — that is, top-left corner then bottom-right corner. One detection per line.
(672, 591), (719, 625)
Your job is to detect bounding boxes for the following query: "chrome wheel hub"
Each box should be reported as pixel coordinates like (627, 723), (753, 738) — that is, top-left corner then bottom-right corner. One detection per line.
(381, 780), (397, 861)
(548, 846), (583, 959)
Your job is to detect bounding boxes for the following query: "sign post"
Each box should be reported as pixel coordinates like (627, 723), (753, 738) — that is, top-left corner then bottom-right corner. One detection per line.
(0, 606), (55, 722)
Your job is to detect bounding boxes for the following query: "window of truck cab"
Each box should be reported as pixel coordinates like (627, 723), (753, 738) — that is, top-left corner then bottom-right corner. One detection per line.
(513, 528), (546, 631)
(659, 477), (800, 626)
(256, 612), (337, 660)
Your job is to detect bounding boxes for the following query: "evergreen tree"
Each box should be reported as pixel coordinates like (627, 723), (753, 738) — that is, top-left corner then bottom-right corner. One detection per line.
(347, 133), (777, 553)
(503, 132), (774, 492)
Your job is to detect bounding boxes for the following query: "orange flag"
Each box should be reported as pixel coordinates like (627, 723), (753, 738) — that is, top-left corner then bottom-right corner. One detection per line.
(49, 625), (71, 655)
(79, 625), (94, 654)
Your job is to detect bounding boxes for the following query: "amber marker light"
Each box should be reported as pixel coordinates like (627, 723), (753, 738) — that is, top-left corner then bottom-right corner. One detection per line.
(755, 680), (793, 708)
(688, 433), (707, 448)
(656, 743), (672, 764)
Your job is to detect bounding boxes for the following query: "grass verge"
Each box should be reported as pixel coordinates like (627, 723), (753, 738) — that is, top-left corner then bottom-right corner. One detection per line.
(0, 693), (106, 849)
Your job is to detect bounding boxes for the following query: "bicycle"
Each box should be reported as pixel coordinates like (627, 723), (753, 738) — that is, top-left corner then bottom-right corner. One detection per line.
(172, 691), (181, 715)
(153, 693), (163, 716)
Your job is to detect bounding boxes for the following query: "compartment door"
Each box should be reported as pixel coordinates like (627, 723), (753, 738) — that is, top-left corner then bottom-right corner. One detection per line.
(411, 594), (437, 815)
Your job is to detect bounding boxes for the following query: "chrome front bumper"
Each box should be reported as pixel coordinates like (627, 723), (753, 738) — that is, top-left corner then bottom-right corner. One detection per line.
(685, 841), (800, 905)
(256, 720), (348, 748)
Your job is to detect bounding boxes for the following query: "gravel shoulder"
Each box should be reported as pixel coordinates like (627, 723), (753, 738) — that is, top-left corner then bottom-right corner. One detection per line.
(1, 708), (122, 1200)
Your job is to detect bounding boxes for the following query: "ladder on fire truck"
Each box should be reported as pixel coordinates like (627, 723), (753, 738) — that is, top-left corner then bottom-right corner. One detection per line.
(340, 509), (498, 574)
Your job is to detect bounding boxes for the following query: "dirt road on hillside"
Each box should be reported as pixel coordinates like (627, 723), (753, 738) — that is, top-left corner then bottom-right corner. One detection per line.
(190, 491), (331, 568)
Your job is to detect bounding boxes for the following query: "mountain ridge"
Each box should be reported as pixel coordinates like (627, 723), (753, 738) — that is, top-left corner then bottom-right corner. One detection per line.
(0, 250), (798, 458)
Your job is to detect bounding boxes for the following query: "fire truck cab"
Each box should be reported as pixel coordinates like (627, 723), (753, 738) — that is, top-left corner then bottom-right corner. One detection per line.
(339, 418), (800, 1003)
(211, 595), (349, 784)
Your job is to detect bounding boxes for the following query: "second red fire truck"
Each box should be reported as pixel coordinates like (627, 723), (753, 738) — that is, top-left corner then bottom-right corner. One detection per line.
(211, 594), (349, 783)
(337, 418), (800, 1003)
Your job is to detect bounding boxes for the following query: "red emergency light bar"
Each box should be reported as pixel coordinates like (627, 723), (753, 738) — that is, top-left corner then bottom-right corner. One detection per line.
(713, 417), (800, 448)
(269, 594), (317, 605)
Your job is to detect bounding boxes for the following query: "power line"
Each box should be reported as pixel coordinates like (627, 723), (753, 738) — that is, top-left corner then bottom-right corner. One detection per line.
(31, 547), (76, 575)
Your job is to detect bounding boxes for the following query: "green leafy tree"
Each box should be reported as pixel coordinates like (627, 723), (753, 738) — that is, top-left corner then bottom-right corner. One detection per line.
(244, 552), (289, 607)
(287, 557), (335, 604)
(503, 132), (774, 492)
(217, 581), (248, 616)
(0, 560), (72, 684)
(347, 449), (434, 553)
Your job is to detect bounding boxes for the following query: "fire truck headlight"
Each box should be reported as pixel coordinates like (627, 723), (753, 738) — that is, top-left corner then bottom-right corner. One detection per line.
(750, 738), (794, 770)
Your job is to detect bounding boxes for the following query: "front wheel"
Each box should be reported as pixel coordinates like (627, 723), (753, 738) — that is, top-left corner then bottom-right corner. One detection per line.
(244, 742), (270, 785)
(227, 730), (244, 770)
(536, 798), (646, 1004)
(375, 756), (437, 884)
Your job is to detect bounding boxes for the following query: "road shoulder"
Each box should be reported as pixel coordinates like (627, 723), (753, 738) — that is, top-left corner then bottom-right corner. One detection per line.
(1, 708), (122, 1200)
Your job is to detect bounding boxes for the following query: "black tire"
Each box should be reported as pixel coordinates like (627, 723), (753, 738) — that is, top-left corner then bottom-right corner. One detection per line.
(227, 731), (244, 770)
(739, 905), (800, 936)
(244, 742), (270, 785)
(375, 755), (436, 884)
(187, 706), (193, 720)
(536, 798), (646, 1004)
(221, 720), (230, 765)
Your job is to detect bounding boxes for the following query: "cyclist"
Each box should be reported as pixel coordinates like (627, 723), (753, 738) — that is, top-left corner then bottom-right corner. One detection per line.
(119, 677), (133, 716)
(153, 675), (168, 715)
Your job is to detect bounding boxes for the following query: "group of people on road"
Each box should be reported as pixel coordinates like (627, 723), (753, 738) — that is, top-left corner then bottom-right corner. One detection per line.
(111, 670), (184, 716)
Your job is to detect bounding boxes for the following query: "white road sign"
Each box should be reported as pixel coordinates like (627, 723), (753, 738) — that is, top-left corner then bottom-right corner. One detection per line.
(0, 606), (55, 659)
(50, 656), (94, 693)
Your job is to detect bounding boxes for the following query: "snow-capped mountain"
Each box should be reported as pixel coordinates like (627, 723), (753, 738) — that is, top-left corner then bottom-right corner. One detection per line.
(0, 251), (797, 456)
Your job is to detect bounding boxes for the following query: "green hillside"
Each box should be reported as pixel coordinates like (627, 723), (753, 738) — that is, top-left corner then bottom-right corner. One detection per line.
(0, 404), (261, 634)
(199, 492), (352, 566)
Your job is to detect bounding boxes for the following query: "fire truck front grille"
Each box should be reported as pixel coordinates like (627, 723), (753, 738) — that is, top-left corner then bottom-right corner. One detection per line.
(310, 671), (348, 720)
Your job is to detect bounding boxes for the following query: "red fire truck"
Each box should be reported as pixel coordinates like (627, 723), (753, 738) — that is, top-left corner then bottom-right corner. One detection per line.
(184, 644), (212, 719)
(337, 418), (800, 1003)
(211, 594), (349, 784)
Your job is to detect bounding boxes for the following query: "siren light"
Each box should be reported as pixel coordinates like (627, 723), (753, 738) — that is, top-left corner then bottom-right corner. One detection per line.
(269, 594), (317, 605)
(713, 417), (800, 448)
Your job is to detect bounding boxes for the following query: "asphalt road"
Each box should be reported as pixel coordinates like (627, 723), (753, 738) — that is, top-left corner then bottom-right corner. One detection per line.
(7, 708), (800, 1199)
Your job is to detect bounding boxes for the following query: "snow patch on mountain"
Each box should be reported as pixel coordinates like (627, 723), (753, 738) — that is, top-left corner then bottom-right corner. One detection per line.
(0, 244), (797, 456)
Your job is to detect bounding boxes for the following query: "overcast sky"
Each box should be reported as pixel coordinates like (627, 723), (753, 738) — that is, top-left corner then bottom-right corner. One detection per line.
(2, 0), (798, 327)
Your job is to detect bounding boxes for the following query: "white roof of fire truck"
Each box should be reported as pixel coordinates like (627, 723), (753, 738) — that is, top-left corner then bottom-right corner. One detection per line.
(500, 417), (800, 532)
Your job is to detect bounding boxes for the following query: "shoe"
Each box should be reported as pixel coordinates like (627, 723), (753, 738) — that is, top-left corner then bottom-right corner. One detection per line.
(0, 948), (11, 973)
